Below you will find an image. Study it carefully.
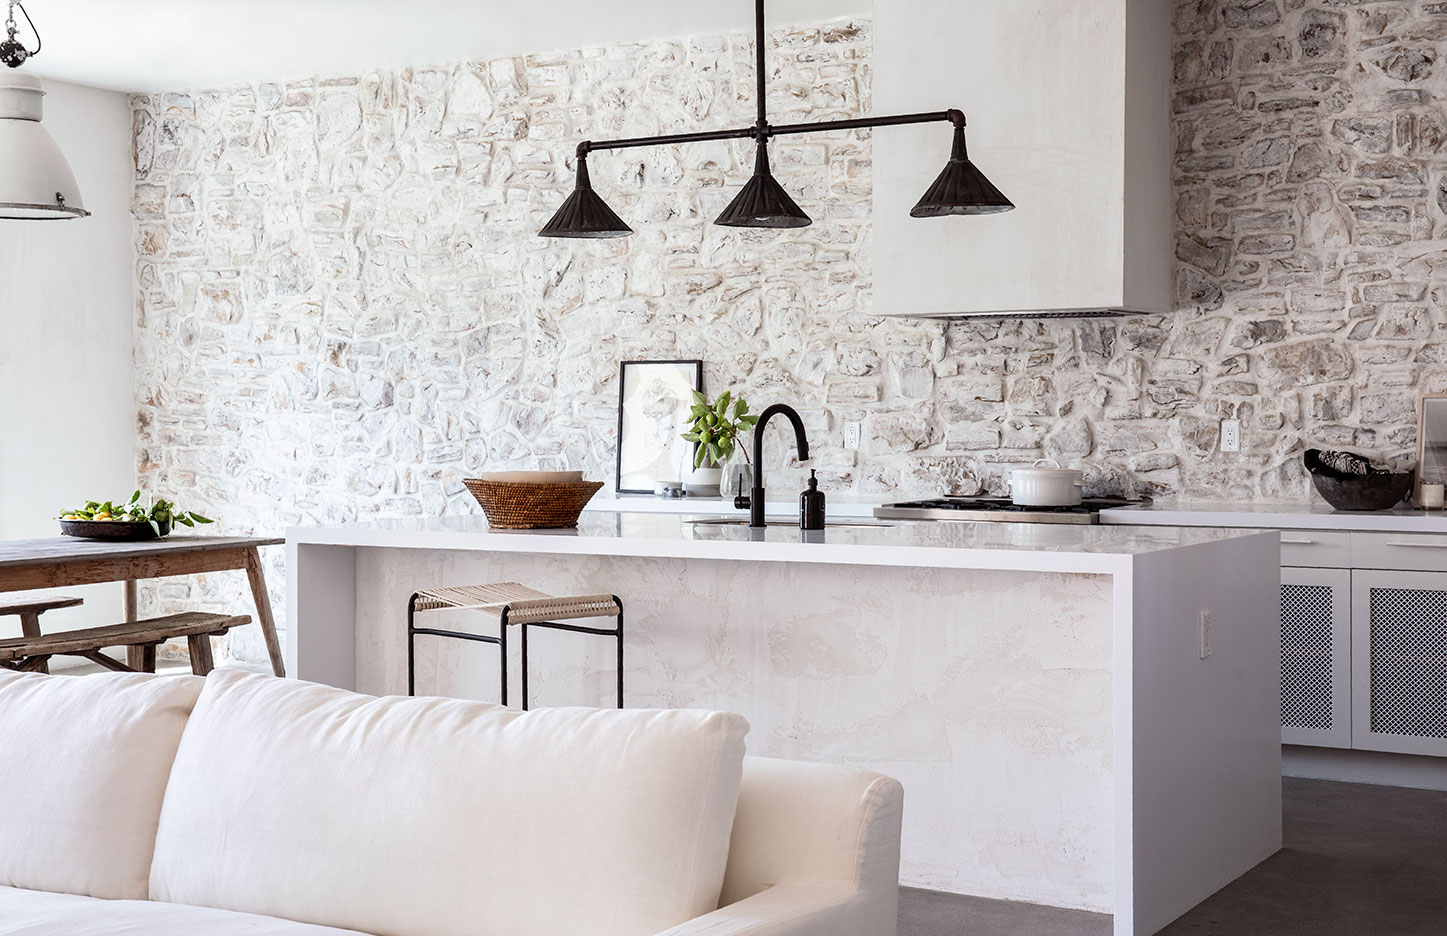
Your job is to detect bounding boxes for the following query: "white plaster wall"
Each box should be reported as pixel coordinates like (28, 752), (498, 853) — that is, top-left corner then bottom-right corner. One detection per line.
(354, 548), (1117, 911)
(0, 78), (136, 633)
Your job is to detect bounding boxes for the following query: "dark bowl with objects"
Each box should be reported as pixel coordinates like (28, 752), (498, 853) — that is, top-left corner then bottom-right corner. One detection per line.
(1304, 449), (1414, 511)
(59, 519), (171, 541)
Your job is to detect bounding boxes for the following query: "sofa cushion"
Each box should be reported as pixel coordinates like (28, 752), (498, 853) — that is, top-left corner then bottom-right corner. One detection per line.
(0, 886), (373, 935)
(150, 671), (749, 936)
(0, 671), (204, 900)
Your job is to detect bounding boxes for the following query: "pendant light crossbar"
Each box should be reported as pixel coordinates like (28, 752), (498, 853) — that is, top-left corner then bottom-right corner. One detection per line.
(576, 109), (966, 159)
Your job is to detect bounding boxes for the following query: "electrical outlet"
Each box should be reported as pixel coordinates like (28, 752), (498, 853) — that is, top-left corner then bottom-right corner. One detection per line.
(843, 421), (862, 450)
(1220, 419), (1241, 453)
(1199, 609), (1213, 659)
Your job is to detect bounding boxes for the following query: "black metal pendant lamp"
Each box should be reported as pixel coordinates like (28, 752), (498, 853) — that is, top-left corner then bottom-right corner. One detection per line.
(539, 0), (1013, 237)
(715, 138), (811, 229)
(538, 153), (632, 238)
(911, 120), (1014, 217)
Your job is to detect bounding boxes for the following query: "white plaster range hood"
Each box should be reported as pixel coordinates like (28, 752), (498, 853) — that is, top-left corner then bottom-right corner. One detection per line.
(871, 0), (1173, 320)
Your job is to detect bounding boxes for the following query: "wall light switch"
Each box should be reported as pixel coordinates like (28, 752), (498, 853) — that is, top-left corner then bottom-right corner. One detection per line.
(1220, 419), (1240, 453)
(843, 421), (862, 450)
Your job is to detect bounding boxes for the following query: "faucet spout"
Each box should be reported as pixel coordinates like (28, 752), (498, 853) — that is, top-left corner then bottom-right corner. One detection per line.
(743, 403), (811, 528)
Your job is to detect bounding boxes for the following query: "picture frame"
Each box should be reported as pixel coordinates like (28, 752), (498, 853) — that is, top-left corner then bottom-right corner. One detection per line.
(1416, 393), (1447, 506)
(616, 360), (704, 495)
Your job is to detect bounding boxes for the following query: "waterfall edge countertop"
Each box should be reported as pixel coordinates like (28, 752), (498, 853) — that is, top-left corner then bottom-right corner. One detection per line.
(287, 511), (1272, 576)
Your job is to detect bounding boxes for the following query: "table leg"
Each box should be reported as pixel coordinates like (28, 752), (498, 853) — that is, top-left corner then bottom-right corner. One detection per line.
(123, 580), (147, 672)
(245, 547), (285, 677)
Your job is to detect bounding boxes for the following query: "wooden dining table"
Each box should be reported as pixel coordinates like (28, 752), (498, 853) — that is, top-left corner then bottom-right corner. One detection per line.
(0, 535), (285, 676)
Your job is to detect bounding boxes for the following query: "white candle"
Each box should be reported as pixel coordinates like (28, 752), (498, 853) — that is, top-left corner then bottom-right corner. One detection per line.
(1422, 484), (1445, 509)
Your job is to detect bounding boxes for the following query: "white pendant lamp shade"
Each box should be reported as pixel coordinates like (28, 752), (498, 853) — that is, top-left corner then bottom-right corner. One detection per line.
(0, 71), (86, 219)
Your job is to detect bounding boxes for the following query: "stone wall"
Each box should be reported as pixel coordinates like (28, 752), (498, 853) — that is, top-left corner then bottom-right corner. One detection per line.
(131, 5), (1447, 662)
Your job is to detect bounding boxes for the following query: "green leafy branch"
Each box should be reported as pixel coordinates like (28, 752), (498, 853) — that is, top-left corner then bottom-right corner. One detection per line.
(681, 390), (759, 469)
(60, 490), (215, 537)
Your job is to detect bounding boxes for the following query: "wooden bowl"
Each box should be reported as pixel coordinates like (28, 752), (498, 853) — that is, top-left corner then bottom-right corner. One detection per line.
(463, 479), (604, 529)
(59, 518), (171, 541)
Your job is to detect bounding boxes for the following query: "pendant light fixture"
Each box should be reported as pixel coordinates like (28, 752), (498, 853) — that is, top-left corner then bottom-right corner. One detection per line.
(911, 118), (1014, 217)
(0, 1), (88, 220)
(715, 138), (811, 229)
(539, 0), (1011, 238)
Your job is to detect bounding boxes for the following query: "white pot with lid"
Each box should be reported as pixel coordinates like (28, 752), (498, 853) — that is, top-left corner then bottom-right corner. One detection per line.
(1008, 459), (1085, 507)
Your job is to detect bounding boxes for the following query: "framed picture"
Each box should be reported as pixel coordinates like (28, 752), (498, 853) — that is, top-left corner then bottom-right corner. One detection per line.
(616, 360), (703, 495)
(1417, 394), (1447, 504)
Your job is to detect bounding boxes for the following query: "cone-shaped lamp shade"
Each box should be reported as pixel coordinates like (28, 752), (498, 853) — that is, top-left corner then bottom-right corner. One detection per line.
(538, 155), (632, 238)
(715, 139), (811, 229)
(911, 124), (1013, 218)
(0, 73), (88, 220)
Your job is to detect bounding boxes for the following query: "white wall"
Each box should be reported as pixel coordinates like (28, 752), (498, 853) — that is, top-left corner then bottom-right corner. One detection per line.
(0, 77), (135, 633)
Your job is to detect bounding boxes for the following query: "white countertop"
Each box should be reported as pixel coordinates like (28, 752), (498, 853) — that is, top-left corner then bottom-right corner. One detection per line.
(1102, 501), (1447, 533)
(288, 511), (1270, 575)
(584, 492), (880, 518)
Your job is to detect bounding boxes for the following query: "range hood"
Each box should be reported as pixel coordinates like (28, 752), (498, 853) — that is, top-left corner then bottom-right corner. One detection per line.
(871, 0), (1172, 321)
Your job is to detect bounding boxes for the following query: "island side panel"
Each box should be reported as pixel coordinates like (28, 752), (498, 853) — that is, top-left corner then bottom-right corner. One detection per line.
(287, 541), (357, 690)
(1124, 533), (1282, 936)
(353, 547), (1117, 912)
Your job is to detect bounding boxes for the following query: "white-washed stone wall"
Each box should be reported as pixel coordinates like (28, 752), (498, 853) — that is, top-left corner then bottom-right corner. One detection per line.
(132, 5), (1447, 662)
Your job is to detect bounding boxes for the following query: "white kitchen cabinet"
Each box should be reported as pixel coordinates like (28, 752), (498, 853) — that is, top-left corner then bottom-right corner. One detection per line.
(1280, 568), (1352, 749)
(1351, 570), (1447, 758)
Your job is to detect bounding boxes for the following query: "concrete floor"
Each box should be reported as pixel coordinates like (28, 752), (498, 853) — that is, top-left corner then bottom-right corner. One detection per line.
(899, 777), (1447, 935)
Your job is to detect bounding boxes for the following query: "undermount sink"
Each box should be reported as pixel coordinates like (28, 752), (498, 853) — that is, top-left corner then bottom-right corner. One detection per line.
(686, 518), (893, 529)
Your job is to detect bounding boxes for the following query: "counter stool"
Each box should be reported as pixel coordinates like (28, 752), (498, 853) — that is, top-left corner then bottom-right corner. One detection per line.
(0, 595), (83, 674)
(406, 583), (623, 709)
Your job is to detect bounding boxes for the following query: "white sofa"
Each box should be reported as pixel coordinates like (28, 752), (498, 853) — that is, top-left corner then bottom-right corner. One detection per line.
(0, 669), (902, 936)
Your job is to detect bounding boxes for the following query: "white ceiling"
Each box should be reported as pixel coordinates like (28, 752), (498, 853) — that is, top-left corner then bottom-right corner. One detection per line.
(20, 0), (868, 93)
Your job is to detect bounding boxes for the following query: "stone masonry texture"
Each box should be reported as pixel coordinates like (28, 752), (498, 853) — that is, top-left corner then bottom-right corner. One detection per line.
(131, 5), (1447, 663)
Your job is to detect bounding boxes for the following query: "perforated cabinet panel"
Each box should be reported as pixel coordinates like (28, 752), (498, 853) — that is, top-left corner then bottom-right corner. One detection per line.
(1280, 568), (1351, 749)
(1352, 570), (1447, 758)
(1367, 588), (1447, 740)
(1281, 584), (1335, 732)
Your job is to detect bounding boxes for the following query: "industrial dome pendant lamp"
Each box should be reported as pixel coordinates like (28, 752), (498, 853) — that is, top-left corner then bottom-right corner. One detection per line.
(0, 0), (88, 220)
(538, 0), (1012, 238)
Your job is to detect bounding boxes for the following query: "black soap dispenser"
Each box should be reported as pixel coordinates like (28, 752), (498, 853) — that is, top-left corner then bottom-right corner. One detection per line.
(800, 470), (825, 530)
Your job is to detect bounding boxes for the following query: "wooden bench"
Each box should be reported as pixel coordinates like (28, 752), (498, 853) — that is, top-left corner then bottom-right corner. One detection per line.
(1, 595), (85, 674)
(0, 612), (251, 676)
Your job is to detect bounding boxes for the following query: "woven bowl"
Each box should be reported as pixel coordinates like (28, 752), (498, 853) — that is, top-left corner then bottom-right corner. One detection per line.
(463, 479), (604, 529)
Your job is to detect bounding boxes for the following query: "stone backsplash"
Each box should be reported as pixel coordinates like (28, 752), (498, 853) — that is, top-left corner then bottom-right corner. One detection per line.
(131, 4), (1447, 660)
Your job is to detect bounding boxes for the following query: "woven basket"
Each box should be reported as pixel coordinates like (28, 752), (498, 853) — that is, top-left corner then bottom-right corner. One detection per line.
(463, 479), (604, 529)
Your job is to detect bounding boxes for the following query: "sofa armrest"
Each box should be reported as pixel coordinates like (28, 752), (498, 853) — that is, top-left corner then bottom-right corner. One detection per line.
(655, 883), (883, 936)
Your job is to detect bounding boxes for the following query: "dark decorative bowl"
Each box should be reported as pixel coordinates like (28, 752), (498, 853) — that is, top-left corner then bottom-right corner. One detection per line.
(1304, 450), (1414, 511)
(59, 519), (171, 541)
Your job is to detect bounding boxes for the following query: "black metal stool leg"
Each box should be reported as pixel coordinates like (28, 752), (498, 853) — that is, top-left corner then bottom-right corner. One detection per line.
(614, 596), (625, 709)
(407, 593), (418, 697)
(521, 622), (530, 711)
(499, 607), (509, 707)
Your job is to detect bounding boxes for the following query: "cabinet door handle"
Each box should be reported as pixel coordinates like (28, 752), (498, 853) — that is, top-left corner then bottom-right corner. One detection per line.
(1384, 541), (1447, 549)
(1280, 537), (1317, 545)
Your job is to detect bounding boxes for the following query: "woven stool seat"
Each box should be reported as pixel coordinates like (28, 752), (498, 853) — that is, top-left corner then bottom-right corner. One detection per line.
(413, 583), (620, 625)
(408, 581), (624, 710)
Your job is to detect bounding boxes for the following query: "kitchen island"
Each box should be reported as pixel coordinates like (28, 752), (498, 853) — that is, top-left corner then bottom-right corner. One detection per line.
(287, 513), (1281, 936)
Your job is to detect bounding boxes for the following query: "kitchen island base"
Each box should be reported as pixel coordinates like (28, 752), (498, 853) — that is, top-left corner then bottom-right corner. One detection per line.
(288, 516), (1281, 935)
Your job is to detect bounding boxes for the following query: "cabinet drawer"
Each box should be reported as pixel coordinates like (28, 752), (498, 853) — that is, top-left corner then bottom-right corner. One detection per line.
(1352, 533), (1447, 572)
(1279, 531), (1352, 568)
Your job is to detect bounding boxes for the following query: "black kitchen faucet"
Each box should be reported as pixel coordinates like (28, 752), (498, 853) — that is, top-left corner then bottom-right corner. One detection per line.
(734, 404), (810, 528)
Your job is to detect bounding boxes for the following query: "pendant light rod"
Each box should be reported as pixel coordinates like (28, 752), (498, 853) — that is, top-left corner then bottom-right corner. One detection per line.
(755, 0), (767, 134)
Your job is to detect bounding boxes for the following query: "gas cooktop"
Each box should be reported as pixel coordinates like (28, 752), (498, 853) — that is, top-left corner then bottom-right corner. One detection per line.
(873, 496), (1150, 525)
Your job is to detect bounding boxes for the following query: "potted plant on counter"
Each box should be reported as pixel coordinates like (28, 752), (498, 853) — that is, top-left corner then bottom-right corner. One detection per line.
(682, 390), (758, 497)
